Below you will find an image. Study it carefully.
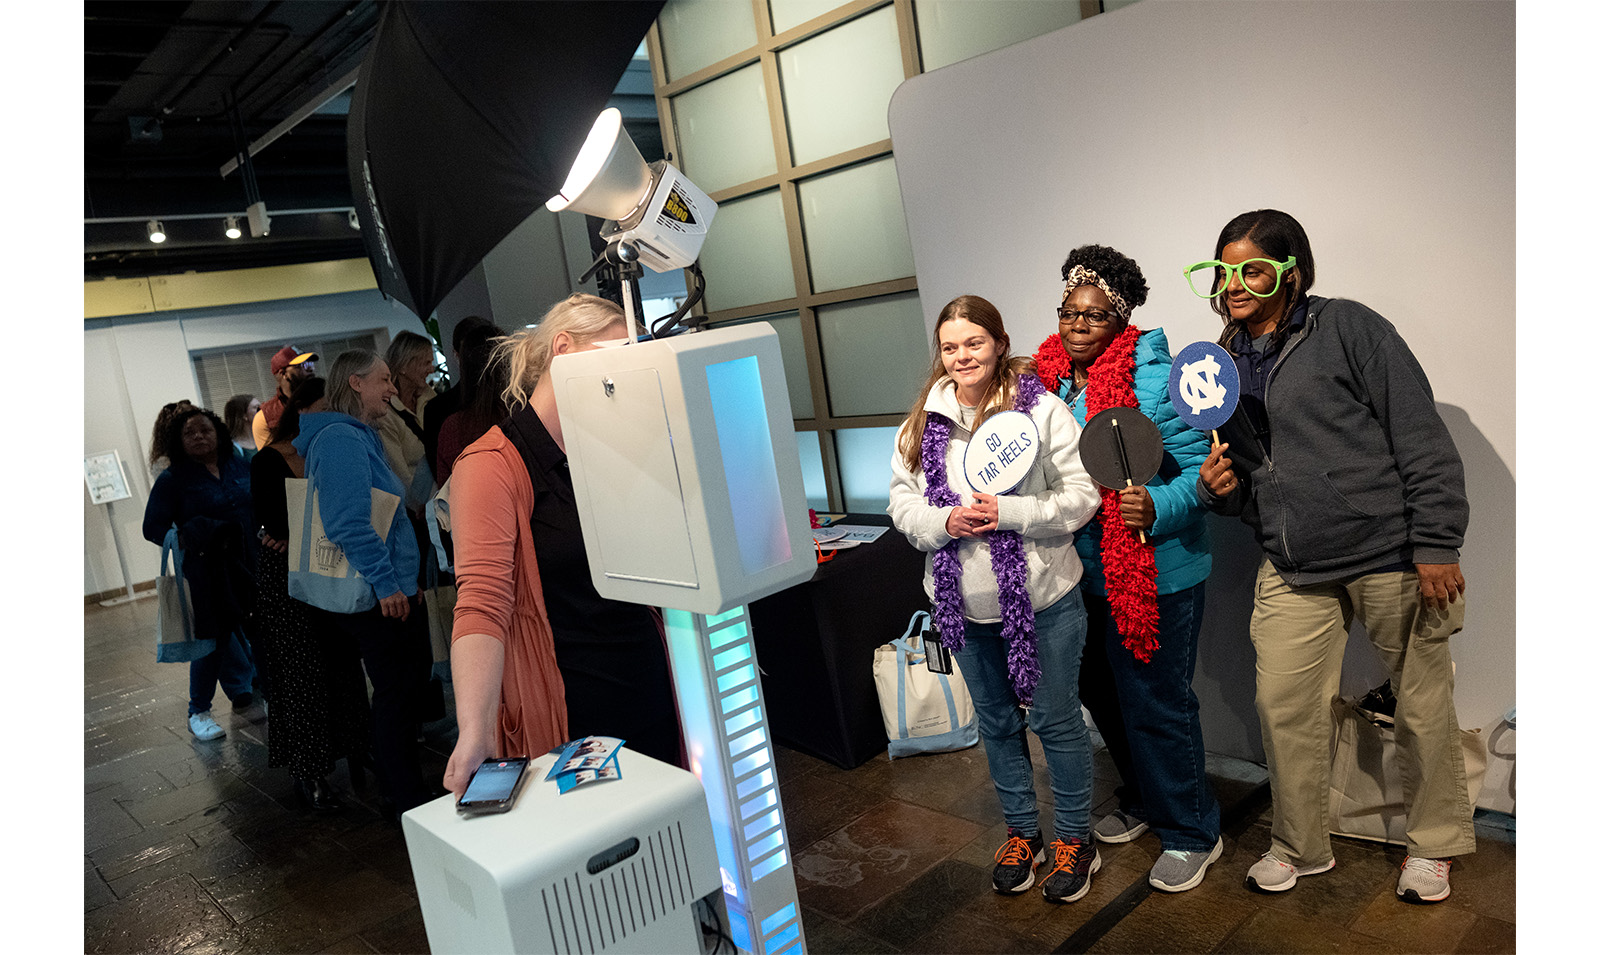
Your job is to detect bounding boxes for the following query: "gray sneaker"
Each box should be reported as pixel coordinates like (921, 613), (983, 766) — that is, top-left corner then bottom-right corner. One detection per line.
(1148, 837), (1223, 892)
(1245, 851), (1335, 892)
(1091, 809), (1149, 844)
(1396, 856), (1452, 903)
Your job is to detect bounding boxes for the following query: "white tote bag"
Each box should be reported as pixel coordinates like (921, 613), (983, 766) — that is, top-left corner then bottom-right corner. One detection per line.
(285, 477), (401, 614)
(873, 611), (979, 758)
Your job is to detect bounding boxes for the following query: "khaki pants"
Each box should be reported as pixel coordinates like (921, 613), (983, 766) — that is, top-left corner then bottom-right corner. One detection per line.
(1251, 559), (1476, 865)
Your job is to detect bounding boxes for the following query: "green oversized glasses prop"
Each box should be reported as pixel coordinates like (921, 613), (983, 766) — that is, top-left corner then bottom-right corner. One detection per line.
(1183, 256), (1297, 299)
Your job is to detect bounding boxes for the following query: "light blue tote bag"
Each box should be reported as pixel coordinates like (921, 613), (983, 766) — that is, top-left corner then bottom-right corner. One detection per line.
(873, 611), (979, 758)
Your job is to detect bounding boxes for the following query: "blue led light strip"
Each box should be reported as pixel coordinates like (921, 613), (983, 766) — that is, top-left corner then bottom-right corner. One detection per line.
(663, 606), (807, 953)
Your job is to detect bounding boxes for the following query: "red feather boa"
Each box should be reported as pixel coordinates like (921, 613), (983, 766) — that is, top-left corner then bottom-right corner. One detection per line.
(1034, 330), (1162, 661)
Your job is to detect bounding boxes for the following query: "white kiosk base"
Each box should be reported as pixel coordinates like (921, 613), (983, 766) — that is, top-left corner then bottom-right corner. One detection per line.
(402, 750), (728, 954)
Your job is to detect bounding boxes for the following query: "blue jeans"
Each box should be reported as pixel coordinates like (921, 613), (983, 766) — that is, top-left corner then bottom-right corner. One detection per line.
(189, 628), (256, 715)
(954, 588), (1091, 842)
(1079, 584), (1220, 852)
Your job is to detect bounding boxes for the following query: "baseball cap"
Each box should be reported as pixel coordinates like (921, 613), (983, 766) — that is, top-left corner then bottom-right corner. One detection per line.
(270, 346), (318, 375)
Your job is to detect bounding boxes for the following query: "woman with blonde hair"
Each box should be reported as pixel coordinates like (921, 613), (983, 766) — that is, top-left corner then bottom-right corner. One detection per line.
(889, 294), (1102, 903)
(443, 294), (683, 798)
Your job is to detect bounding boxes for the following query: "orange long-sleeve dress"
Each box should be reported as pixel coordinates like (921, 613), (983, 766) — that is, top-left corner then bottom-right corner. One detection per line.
(449, 427), (568, 758)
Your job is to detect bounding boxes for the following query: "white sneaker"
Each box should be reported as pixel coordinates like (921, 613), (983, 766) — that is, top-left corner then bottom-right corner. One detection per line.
(188, 711), (226, 741)
(1396, 856), (1452, 903)
(1245, 851), (1335, 892)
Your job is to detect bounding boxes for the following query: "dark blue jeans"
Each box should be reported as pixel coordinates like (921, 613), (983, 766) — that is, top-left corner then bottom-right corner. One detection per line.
(1079, 583), (1220, 852)
(954, 588), (1091, 842)
(189, 628), (256, 715)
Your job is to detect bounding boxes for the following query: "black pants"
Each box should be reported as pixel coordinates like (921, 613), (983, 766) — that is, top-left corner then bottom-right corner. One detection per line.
(312, 597), (434, 813)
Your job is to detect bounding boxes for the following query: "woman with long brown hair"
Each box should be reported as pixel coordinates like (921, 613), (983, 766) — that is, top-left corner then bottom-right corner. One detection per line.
(888, 294), (1101, 903)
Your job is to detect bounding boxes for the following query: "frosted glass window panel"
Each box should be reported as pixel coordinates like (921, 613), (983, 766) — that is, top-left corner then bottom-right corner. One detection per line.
(914, 0), (1083, 72)
(835, 426), (900, 515)
(795, 429), (828, 512)
(798, 157), (915, 293)
(777, 7), (903, 167)
(657, 0), (759, 82)
(727, 311), (813, 418)
(769, 0), (847, 36)
(672, 65), (778, 194)
(696, 190), (798, 311)
(817, 292), (929, 417)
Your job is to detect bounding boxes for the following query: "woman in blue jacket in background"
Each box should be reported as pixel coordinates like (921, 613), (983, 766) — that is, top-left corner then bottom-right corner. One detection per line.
(296, 349), (434, 818)
(1032, 244), (1221, 892)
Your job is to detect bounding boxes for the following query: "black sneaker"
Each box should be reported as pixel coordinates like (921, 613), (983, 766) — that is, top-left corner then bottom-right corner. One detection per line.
(1041, 837), (1101, 903)
(992, 828), (1045, 893)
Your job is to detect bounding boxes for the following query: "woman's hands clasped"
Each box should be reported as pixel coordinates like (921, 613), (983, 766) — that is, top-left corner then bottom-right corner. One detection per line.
(945, 492), (1001, 538)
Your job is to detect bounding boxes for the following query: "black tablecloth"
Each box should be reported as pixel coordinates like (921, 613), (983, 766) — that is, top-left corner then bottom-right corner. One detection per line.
(748, 515), (928, 769)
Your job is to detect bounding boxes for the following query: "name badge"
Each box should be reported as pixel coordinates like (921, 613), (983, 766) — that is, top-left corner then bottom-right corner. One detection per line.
(963, 411), (1041, 494)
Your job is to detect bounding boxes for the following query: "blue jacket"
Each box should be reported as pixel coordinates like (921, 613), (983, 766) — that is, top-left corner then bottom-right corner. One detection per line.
(1056, 327), (1212, 596)
(142, 453), (254, 549)
(294, 411), (419, 599)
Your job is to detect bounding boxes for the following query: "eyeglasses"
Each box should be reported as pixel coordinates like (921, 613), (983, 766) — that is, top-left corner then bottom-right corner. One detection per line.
(1183, 256), (1297, 299)
(1057, 307), (1117, 327)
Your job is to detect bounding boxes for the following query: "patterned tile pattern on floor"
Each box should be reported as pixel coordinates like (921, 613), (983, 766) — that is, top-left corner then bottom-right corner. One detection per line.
(85, 598), (1513, 953)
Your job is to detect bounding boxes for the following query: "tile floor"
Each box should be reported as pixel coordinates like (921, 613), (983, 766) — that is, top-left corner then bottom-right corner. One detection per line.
(85, 597), (1514, 954)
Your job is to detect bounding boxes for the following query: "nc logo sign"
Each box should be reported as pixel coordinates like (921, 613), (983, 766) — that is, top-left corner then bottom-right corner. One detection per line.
(1167, 341), (1241, 431)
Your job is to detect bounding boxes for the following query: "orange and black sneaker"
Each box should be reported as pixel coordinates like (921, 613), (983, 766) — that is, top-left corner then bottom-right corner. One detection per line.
(1041, 836), (1102, 903)
(992, 828), (1045, 893)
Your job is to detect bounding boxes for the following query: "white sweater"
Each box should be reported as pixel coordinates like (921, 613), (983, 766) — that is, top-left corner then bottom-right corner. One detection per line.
(888, 377), (1101, 623)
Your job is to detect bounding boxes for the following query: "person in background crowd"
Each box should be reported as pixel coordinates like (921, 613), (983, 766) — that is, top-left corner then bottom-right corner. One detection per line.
(251, 377), (372, 812)
(434, 324), (508, 485)
(1191, 208), (1473, 903)
(142, 407), (259, 741)
(252, 346), (317, 449)
(147, 399), (196, 480)
(888, 294), (1102, 903)
(442, 295), (684, 800)
(377, 330), (437, 498)
(423, 316), (499, 474)
(1031, 244), (1222, 892)
(224, 394), (261, 461)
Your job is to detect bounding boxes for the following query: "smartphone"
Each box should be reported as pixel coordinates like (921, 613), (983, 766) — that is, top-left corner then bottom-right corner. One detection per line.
(457, 756), (531, 815)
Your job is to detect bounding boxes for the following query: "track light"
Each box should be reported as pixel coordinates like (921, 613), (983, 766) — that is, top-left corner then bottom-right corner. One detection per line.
(224, 216), (242, 239)
(147, 220), (166, 243)
(347, 209), (360, 230)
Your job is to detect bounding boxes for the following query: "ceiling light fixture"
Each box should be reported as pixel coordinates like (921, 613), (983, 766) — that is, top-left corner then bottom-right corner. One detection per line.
(147, 220), (166, 243)
(224, 216), (242, 239)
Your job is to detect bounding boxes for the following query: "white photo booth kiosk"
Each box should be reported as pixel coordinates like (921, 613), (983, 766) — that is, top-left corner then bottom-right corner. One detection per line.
(403, 324), (815, 955)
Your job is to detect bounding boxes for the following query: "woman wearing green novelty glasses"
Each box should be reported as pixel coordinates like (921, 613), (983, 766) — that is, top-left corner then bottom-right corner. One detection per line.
(1189, 209), (1473, 906)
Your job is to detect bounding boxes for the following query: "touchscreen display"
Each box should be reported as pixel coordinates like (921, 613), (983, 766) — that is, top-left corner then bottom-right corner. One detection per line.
(462, 759), (526, 803)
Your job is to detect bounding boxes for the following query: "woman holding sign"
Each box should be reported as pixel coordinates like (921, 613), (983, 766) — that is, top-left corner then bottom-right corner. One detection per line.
(1190, 209), (1473, 903)
(1031, 245), (1222, 892)
(296, 350), (434, 818)
(889, 295), (1101, 903)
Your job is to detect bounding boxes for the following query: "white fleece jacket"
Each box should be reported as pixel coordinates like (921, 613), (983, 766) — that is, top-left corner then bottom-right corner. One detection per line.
(888, 376), (1101, 623)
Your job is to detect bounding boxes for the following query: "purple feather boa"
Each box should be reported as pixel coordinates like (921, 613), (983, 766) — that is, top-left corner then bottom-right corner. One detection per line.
(922, 373), (1046, 703)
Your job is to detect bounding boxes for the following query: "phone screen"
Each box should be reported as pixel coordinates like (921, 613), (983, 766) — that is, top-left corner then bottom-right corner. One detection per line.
(461, 757), (528, 807)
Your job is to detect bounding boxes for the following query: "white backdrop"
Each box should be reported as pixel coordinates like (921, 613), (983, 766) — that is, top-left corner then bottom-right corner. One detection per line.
(888, 0), (1515, 811)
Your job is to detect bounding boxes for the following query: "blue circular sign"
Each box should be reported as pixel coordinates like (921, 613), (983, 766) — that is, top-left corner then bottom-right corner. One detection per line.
(1167, 341), (1241, 431)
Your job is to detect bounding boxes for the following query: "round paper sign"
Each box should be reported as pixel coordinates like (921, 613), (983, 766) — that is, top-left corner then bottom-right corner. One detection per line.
(1078, 407), (1163, 490)
(963, 411), (1041, 495)
(1167, 341), (1241, 432)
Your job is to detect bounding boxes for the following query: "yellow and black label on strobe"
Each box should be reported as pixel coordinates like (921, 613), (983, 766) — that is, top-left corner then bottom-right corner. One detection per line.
(662, 185), (697, 225)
